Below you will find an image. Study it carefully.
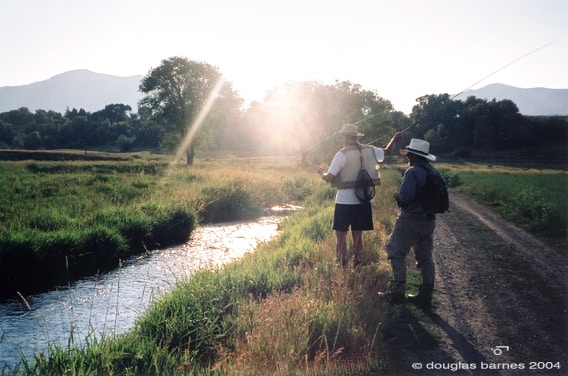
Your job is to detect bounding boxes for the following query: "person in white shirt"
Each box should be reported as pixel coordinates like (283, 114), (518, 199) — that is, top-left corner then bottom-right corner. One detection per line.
(319, 124), (401, 267)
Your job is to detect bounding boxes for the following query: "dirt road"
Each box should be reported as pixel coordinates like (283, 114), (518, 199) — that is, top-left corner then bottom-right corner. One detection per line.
(396, 191), (568, 375)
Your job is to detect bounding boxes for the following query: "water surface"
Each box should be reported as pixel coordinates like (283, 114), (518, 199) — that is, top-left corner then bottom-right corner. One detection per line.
(0, 216), (281, 369)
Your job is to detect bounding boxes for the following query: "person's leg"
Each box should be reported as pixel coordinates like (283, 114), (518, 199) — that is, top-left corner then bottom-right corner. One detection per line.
(332, 204), (350, 266)
(409, 221), (436, 309)
(351, 202), (372, 266)
(386, 215), (416, 282)
(382, 215), (416, 304)
(335, 230), (348, 266)
(352, 230), (363, 263)
(413, 221), (436, 285)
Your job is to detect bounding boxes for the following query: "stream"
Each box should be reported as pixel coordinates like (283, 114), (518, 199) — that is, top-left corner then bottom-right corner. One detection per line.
(0, 216), (283, 369)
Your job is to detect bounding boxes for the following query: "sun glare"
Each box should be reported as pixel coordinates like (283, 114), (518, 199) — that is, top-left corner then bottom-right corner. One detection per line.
(243, 82), (321, 155)
(169, 76), (226, 169)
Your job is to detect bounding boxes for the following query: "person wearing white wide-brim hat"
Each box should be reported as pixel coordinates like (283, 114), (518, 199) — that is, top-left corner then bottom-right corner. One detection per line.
(318, 124), (402, 268)
(337, 123), (365, 137)
(399, 138), (437, 161)
(379, 138), (441, 309)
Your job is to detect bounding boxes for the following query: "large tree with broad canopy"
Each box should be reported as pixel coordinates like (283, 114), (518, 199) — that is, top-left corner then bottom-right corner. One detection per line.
(138, 56), (241, 164)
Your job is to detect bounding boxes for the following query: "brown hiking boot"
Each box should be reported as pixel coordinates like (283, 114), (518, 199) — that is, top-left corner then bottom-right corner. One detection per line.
(408, 284), (434, 310)
(378, 281), (406, 305)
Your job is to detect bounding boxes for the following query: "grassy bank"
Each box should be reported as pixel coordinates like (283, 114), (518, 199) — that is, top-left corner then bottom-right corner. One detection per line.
(4, 155), (567, 374)
(7, 164), (401, 375)
(0, 153), (315, 298)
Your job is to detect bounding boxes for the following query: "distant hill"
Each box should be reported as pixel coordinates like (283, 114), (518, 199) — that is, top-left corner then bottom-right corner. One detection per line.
(0, 70), (143, 113)
(456, 83), (568, 116)
(1, 71), (566, 116)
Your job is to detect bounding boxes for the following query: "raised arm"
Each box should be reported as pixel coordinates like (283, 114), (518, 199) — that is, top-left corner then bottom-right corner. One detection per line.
(383, 131), (403, 155)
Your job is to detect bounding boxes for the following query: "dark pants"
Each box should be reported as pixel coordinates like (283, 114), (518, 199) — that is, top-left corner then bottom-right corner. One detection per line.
(386, 212), (436, 284)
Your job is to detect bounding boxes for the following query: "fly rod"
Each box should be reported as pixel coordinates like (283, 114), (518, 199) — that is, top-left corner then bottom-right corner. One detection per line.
(361, 41), (555, 145)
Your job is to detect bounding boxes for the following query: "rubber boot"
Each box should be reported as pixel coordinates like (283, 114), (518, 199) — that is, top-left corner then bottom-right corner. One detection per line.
(408, 284), (434, 310)
(378, 281), (406, 305)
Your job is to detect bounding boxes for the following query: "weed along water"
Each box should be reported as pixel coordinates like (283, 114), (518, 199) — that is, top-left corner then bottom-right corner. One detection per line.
(0, 216), (283, 369)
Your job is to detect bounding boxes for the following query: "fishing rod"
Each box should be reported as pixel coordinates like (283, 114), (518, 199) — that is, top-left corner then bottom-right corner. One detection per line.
(304, 41), (554, 158)
(359, 41), (555, 146)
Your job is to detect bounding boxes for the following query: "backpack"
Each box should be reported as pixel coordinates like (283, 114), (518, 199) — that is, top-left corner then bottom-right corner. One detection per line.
(354, 144), (377, 203)
(416, 165), (449, 214)
(355, 168), (375, 202)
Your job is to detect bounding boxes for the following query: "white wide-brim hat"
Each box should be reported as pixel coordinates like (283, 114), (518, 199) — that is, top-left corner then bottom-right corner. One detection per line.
(338, 124), (364, 137)
(400, 138), (436, 161)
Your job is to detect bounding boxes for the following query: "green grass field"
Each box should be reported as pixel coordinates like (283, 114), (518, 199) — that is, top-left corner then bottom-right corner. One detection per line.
(444, 163), (568, 248)
(0, 152), (317, 298)
(2, 151), (566, 375)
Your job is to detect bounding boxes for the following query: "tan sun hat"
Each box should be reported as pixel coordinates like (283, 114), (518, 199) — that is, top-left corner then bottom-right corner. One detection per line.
(338, 124), (364, 137)
(400, 139), (436, 161)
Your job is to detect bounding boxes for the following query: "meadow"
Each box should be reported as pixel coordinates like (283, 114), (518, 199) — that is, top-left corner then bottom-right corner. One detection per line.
(0, 152), (315, 298)
(2, 151), (566, 374)
(445, 163), (568, 250)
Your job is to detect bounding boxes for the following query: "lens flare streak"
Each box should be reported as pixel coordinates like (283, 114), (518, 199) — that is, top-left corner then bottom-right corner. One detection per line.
(169, 76), (226, 169)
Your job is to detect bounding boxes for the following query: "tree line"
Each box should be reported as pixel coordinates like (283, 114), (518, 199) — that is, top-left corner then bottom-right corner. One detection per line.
(0, 57), (566, 164)
(0, 105), (162, 152)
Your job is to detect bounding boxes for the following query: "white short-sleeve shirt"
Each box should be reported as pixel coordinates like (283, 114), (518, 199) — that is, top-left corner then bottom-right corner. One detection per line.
(327, 146), (385, 204)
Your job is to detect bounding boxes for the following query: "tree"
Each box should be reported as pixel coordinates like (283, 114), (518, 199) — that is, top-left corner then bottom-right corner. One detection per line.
(460, 96), (490, 148)
(196, 80), (243, 152)
(238, 80), (395, 164)
(138, 57), (237, 164)
(91, 104), (132, 124)
(0, 119), (15, 148)
(240, 81), (334, 157)
(23, 131), (43, 150)
(474, 115), (495, 149)
(336, 81), (393, 145)
(409, 94), (463, 152)
(0, 107), (35, 132)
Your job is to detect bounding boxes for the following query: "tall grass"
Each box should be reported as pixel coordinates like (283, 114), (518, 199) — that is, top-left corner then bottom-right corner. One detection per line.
(0, 160), (193, 297)
(5, 163), (401, 375)
(0, 155), (317, 298)
(4, 157), (566, 375)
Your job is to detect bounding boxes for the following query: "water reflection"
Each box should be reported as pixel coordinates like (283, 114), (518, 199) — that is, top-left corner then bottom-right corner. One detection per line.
(0, 216), (282, 369)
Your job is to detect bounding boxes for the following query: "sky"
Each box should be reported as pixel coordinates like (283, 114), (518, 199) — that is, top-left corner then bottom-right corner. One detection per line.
(1, 0), (567, 114)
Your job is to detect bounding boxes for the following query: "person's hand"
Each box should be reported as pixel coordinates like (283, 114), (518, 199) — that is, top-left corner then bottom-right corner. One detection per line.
(394, 131), (403, 141)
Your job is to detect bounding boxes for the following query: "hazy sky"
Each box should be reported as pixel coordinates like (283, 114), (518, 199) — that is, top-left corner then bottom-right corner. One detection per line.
(1, 0), (566, 113)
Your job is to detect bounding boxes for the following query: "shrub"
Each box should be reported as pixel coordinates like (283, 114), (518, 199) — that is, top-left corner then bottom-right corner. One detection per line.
(151, 207), (196, 247)
(440, 169), (462, 188)
(199, 183), (260, 222)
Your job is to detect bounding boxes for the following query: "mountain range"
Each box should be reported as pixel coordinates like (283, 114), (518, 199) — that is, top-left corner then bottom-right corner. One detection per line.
(456, 83), (568, 116)
(0, 70), (566, 116)
(0, 70), (144, 114)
